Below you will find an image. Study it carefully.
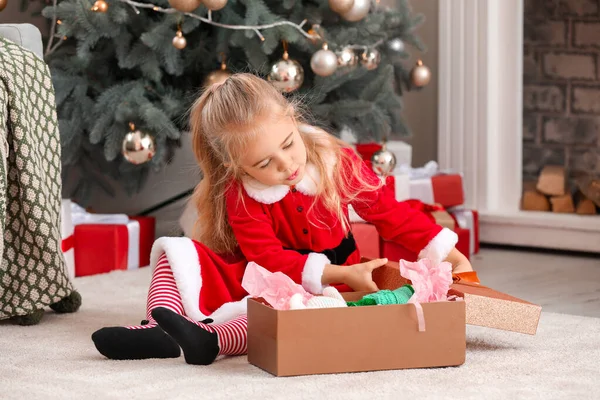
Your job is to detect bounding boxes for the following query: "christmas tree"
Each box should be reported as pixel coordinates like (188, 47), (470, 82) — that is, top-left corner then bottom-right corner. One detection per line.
(42, 0), (428, 203)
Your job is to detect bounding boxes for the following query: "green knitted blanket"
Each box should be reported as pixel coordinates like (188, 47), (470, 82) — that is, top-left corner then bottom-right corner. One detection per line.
(0, 38), (73, 319)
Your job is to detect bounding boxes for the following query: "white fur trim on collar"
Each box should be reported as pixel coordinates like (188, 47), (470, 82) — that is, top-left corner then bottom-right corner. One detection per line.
(242, 161), (328, 204)
(150, 236), (248, 324)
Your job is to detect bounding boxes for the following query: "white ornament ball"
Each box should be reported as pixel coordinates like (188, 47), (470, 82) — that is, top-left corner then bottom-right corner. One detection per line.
(202, 0), (227, 11)
(341, 0), (370, 22)
(410, 60), (432, 87)
(311, 48), (338, 77)
(329, 0), (354, 14)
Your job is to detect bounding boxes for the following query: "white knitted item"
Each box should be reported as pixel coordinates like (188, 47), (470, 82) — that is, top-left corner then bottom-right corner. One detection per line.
(289, 287), (347, 310)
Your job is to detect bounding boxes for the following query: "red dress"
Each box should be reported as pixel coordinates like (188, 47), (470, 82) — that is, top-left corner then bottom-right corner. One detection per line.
(149, 149), (457, 324)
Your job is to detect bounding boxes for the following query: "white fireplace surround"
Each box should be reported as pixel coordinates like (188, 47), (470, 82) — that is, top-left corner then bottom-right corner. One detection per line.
(438, 0), (600, 253)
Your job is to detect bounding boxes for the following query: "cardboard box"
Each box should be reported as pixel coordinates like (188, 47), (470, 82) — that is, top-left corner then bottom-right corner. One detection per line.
(372, 261), (542, 335)
(248, 292), (466, 377)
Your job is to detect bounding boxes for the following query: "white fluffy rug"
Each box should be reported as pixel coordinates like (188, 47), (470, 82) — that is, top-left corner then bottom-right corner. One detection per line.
(1, 267), (599, 400)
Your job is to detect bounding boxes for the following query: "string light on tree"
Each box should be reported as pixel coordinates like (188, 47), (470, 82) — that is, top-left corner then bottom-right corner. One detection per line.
(91, 0), (108, 12)
(337, 47), (358, 68)
(310, 43), (338, 77)
(410, 59), (431, 87)
(172, 25), (187, 50)
(268, 42), (304, 93)
(168, 0), (201, 13)
(387, 38), (405, 53)
(341, 0), (370, 22)
(361, 48), (381, 70)
(122, 123), (156, 165)
(329, 0), (354, 14)
(203, 54), (232, 87)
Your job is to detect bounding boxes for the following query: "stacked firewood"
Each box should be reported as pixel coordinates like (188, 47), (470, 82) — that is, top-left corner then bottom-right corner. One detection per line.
(521, 166), (599, 214)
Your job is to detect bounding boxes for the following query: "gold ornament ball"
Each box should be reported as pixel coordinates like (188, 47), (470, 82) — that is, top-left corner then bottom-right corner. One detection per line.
(202, 0), (228, 11)
(410, 60), (431, 87)
(329, 0), (354, 14)
(122, 129), (156, 165)
(168, 0), (202, 12)
(341, 0), (370, 22)
(371, 148), (396, 176)
(268, 58), (304, 93)
(361, 48), (381, 70)
(91, 0), (108, 12)
(203, 69), (232, 88)
(172, 31), (187, 50)
(0, 0), (8, 12)
(310, 48), (338, 77)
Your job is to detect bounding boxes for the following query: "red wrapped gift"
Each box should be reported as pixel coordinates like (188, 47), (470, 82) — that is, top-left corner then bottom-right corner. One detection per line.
(380, 228), (470, 262)
(350, 222), (380, 260)
(73, 216), (155, 277)
(449, 208), (480, 254)
(410, 174), (465, 208)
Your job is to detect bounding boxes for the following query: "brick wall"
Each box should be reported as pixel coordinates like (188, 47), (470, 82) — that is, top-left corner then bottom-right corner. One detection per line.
(523, 0), (600, 186)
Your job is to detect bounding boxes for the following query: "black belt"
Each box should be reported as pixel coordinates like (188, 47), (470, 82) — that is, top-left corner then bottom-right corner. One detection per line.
(285, 233), (356, 265)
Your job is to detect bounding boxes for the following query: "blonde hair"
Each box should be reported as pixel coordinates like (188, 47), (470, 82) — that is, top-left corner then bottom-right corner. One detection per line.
(189, 73), (381, 254)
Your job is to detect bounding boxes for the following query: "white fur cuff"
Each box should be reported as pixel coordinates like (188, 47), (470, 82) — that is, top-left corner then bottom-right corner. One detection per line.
(417, 228), (458, 265)
(302, 253), (331, 295)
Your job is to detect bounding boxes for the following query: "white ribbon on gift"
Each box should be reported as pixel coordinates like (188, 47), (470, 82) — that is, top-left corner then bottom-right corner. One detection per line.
(449, 208), (476, 255)
(398, 160), (439, 180)
(69, 202), (141, 269)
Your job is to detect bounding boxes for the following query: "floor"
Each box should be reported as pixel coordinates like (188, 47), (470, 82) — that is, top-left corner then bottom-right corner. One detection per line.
(474, 246), (600, 318)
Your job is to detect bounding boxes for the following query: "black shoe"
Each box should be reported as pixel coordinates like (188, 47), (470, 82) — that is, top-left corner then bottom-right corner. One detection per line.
(152, 307), (220, 365)
(91, 325), (181, 360)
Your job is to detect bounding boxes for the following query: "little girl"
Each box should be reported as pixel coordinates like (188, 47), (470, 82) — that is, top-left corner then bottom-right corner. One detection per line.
(92, 73), (474, 365)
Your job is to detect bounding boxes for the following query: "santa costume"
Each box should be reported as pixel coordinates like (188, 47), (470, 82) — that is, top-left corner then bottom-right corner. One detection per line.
(92, 149), (457, 363)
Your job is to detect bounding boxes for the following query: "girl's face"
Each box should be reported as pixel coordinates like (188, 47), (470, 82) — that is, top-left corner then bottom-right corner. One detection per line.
(239, 115), (307, 187)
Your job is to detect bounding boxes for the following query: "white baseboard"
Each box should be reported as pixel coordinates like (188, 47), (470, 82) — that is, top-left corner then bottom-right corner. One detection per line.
(479, 211), (600, 253)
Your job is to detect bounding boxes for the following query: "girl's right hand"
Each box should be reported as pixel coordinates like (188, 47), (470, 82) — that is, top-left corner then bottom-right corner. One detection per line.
(342, 258), (388, 292)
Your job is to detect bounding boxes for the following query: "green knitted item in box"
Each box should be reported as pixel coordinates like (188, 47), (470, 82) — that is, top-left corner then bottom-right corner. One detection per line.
(347, 285), (414, 307)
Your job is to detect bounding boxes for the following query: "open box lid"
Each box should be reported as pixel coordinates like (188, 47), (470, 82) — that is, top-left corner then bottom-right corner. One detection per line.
(372, 261), (542, 335)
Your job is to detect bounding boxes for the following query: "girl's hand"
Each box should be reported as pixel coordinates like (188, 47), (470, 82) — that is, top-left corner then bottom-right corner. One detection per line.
(322, 258), (388, 292)
(342, 258), (388, 292)
(445, 248), (473, 273)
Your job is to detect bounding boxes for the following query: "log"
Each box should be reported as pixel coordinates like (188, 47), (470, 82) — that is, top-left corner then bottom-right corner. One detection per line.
(576, 198), (597, 215)
(537, 165), (566, 196)
(522, 190), (550, 211)
(550, 194), (575, 213)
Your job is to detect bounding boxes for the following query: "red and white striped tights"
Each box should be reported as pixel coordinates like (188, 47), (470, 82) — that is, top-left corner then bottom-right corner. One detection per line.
(127, 253), (247, 356)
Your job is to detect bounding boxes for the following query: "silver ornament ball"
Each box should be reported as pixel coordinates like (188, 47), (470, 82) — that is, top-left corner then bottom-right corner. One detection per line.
(122, 129), (156, 165)
(361, 48), (381, 70)
(410, 60), (431, 87)
(268, 58), (305, 93)
(329, 0), (354, 14)
(371, 148), (396, 176)
(337, 47), (359, 67)
(311, 48), (338, 77)
(341, 0), (370, 22)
